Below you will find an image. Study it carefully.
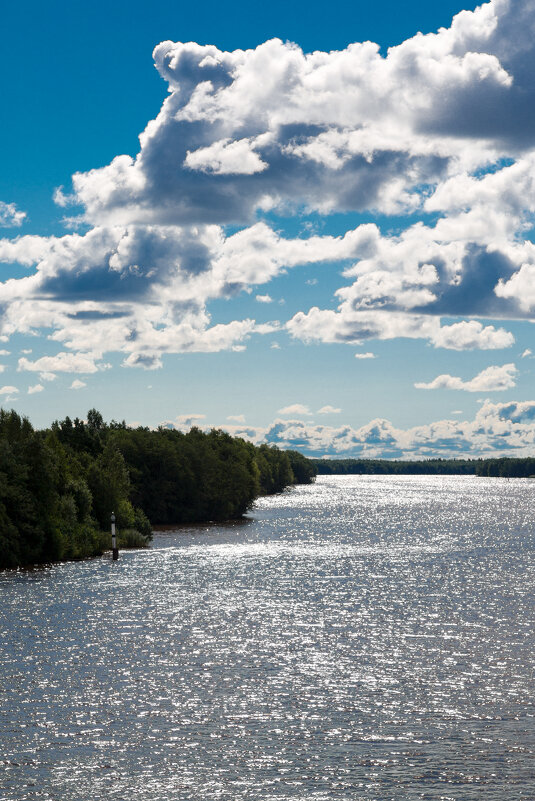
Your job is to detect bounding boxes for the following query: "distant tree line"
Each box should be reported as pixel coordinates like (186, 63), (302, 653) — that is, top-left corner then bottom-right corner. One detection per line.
(313, 456), (535, 477)
(312, 458), (480, 475)
(0, 409), (317, 569)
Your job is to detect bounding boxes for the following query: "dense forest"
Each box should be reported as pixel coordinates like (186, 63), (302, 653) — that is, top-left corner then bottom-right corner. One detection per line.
(0, 409), (316, 570)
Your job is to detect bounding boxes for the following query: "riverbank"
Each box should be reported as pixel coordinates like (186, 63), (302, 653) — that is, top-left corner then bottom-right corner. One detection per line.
(0, 408), (316, 569)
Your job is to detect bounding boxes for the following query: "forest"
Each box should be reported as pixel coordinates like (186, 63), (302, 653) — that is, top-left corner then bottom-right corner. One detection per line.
(0, 409), (316, 569)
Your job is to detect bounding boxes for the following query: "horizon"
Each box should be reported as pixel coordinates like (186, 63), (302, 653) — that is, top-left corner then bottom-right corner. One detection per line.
(3, 0), (535, 460)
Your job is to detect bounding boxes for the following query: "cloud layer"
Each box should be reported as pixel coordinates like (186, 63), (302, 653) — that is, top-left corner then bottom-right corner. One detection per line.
(192, 398), (535, 459)
(1, 0), (535, 372)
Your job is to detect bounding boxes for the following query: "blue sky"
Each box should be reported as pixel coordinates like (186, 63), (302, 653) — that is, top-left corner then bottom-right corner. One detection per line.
(3, 0), (535, 458)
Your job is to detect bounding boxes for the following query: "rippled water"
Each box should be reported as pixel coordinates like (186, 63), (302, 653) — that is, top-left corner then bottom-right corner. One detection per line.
(2, 475), (535, 800)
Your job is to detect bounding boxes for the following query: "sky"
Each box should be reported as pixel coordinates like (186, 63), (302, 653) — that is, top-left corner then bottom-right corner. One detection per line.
(3, 0), (535, 458)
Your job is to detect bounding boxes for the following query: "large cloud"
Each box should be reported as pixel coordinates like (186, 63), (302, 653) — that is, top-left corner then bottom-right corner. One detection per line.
(1, 0), (535, 369)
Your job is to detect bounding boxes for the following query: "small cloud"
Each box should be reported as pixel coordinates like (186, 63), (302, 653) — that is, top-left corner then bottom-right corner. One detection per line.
(278, 403), (312, 416)
(270, 342), (281, 349)
(175, 413), (206, 427)
(122, 352), (163, 370)
(0, 200), (26, 228)
(70, 379), (86, 390)
(0, 386), (18, 395)
(0, 350), (10, 356)
(317, 405), (342, 414)
(28, 384), (44, 394)
(451, 410), (463, 415)
(231, 344), (246, 352)
(355, 352), (376, 359)
(21, 349), (32, 355)
(522, 349), (532, 358)
(228, 414), (246, 423)
(39, 372), (56, 382)
(306, 278), (318, 286)
(0, 365), (5, 373)
(53, 186), (75, 207)
(256, 294), (273, 303)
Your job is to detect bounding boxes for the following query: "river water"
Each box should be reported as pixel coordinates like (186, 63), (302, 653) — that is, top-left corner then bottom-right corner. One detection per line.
(1, 475), (535, 800)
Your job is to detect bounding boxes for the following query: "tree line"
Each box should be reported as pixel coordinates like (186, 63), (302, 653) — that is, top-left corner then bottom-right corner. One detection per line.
(312, 458), (480, 475)
(0, 409), (316, 569)
(313, 456), (535, 476)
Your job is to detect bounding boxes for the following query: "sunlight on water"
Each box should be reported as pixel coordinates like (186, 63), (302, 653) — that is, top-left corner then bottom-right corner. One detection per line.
(1, 475), (535, 799)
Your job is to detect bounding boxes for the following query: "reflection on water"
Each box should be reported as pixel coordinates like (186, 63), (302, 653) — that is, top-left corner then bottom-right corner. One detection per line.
(1, 475), (535, 800)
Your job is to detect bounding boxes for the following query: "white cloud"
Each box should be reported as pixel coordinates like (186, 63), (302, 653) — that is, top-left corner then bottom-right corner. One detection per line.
(0, 201), (26, 228)
(28, 384), (44, 394)
(70, 379), (87, 390)
(18, 352), (107, 374)
(165, 413), (207, 431)
(0, 386), (18, 395)
(354, 352), (376, 360)
(522, 349), (532, 358)
(317, 405), (342, 414)
(278, 403), (312, 416)
(227, 414), (246, 423)
(431, 321), (514, 351)
(256, 294), (273, 303)
(415, 363), (517, 392)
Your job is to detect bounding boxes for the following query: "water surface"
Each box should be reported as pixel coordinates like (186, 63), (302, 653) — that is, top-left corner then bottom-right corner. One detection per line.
(1, 475), (535, 799)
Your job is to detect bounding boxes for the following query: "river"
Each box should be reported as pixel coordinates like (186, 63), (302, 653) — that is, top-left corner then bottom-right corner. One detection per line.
(1, 475), (535, 800)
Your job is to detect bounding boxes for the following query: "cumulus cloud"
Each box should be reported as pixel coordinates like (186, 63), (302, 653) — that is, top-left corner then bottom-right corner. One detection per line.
(18, 352), (108, 375)
(278, 403), (312, 416)
(354, 352), (376, 359)
(415, 362), (517, 392)
(227, 414), (246, 423)
(163, 413), (207, 431)
(0, 386), (18, 395)
(0, 201), (26, 228)
(28, 384), (44, 394)
(317, 405), (342, 414)
(70, 379), (87, 390)
(431, 321), (514, 350)
(256, 294), (273, 303)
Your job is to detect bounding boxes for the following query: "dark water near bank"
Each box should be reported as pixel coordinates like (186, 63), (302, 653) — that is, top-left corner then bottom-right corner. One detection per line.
(1, 475), (535, 800)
